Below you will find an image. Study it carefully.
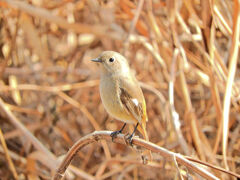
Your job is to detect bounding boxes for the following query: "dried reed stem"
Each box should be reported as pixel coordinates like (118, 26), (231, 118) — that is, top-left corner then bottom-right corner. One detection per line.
(0, 129), (18, 179)
(222, 0), (240, 169)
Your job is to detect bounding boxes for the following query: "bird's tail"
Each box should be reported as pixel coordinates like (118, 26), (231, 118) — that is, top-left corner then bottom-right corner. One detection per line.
(137, 123), (152, 161)
(137, 123), (149, 141)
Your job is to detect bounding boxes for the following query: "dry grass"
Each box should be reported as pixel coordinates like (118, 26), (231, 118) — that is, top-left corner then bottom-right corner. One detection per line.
(0, 0), (239, 179)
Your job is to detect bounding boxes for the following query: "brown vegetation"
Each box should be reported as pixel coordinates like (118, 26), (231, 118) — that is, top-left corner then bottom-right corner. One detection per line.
(0, 0), (239, 179)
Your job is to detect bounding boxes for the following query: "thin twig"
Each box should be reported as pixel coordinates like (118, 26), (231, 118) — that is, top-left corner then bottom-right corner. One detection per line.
(2, 0), (106, 36)
(0, 97), (57, 167)
(178, 58), (206, 161)
(173, 154), (184, 180)
(0, 97), (95, 179)
(0, 129), (18, 179)
(185, 156), (240, 179)
(57, 91), (111, 159)
(213, 5), (232, 35)
(169, 49), (190, 155)
(129, 35), (167, 70)
(0, 145), (26, 164)
(0, 80), (99, 92)
(123, 0), (145, 54)
(139, 82), (166, 103)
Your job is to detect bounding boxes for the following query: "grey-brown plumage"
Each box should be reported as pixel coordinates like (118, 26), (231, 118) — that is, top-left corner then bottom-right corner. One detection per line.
(92, 51), (149, 140)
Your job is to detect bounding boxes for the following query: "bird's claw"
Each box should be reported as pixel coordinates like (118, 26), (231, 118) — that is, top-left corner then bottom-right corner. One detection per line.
(125, 134), (134, 146)
(110, 130), (122, 142)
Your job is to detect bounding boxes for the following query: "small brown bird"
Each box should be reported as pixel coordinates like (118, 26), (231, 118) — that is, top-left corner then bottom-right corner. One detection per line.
(91, 51), (149, 143)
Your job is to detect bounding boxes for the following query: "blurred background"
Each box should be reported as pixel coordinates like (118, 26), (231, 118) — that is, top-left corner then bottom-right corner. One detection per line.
(0, 0), (239, 179)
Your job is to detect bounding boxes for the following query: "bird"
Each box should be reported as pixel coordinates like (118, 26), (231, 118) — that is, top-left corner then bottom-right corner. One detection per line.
(91, 51), (149, 143)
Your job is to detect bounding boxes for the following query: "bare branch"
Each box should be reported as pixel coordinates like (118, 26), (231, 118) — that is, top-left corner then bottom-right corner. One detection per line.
(53, 131), (219, 180)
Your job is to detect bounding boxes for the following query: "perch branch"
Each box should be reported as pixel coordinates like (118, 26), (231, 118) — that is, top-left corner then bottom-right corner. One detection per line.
(53, 131), (219, 180)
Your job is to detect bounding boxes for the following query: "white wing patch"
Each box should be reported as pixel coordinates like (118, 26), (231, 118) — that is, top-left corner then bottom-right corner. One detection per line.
(132, 98), (139, 106)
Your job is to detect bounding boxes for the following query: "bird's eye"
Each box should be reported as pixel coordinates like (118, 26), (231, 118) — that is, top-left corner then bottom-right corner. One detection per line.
(109, 57), (115, 62)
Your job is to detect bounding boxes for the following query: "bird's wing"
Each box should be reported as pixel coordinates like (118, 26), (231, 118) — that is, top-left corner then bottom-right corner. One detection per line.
(118, 75), (148, 124)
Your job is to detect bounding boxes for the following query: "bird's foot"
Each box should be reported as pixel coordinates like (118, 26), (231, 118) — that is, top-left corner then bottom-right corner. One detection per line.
(110, 130), (122, 142)
(110, 123), (126, 142)
(125, 133), (134, 146)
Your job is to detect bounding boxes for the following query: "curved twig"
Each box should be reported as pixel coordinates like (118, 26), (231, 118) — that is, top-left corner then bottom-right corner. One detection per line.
(185, 156), (240, 179)
(53, 131), (219, 180)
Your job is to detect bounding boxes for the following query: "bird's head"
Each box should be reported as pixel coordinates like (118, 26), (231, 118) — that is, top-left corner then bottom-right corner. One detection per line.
(91, 51), (130, 75)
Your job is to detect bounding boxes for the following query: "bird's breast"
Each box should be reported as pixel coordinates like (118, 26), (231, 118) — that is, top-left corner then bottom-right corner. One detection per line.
(99, 75), (134, 124)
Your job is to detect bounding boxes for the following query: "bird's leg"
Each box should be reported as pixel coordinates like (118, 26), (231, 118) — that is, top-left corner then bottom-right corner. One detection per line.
(110, 123), (126, 141)
(126, 123), (139, 146)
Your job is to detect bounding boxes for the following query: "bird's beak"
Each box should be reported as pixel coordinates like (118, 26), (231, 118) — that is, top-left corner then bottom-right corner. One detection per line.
(91, 58), (102, 63)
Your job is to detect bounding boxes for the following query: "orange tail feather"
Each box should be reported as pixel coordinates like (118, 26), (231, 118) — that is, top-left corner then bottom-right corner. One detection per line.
(137, 123), (152, 161)
(137, 123), (149, 141)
